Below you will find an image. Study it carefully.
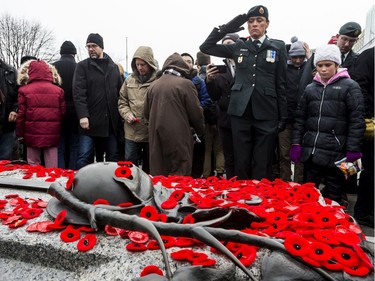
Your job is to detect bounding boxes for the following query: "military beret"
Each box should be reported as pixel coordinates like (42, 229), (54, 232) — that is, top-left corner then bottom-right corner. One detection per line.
(247, 5), (269, 20)
(339, 22), (362, 38)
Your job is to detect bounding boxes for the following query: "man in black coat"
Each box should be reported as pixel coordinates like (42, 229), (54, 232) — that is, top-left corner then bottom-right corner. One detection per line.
(200, 5), (287, 180)
(0, 59), (18, 160)
(352, 47), (374, 227)
(53, 41), (79, 169)
(73, 33), (123, 169)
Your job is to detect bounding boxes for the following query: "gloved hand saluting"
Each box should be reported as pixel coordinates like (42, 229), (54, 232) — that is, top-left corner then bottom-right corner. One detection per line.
(219, 14), (248, 34)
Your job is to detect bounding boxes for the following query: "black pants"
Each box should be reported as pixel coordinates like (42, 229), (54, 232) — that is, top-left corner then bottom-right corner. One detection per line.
(355, 138), (374, 217)
(304, 157), (345, 203)
(218, 126), (235, 179)
(231, 115), (277, 180)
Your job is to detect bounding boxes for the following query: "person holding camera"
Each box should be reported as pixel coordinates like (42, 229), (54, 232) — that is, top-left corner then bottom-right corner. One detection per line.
(200, 5), (287, 180)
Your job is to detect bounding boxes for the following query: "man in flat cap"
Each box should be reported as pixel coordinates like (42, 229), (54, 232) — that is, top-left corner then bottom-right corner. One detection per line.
(336, 21), (361, 76)
(200, 5), (287, 180)
(73, 33), (123, 169)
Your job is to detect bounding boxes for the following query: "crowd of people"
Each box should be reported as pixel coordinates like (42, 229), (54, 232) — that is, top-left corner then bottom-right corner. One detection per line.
(0, 5), (373, 227)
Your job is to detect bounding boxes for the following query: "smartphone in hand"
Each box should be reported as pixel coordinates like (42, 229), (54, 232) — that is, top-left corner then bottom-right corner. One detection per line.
(216, 65), (227, 73)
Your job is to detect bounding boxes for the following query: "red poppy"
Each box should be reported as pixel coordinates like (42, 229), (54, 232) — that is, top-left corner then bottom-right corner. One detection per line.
(169, 190), (185, 201)
(234, 245), (257, 266)
(302, 255), (322, 267)
(53, 209), (67, 227)
(343, 263), (371, 277)
(187, 252), (208, 263)
(4, 193), (19, 199)
(128, 231), (149, 244)
(140, 265), (163, 277)
(313, 229), (340, 245)
(60, 226), (81, 242)
(161, 199), (178, 209)
(77, 226), (95, 232)
(335, 231), (361, 246)
(126, 242), (147, 252)
(140, 205), (159, 221)
(8, 218), (27, 228)
(284, 235), (311, 257)
(114, 166), (132, 178)
(156, 214), (168, 223)
(307, 241), (333, 261)
(117, 202), (133, 208)
(117, 161), (133, 167)
(21, 208), (43, 219)
(352, 245), (373, 270)
(77, 233), (97, 252)
(104, 225), (119, 236)
(170, 249), (194, 260)
(93, 199), (109, 205)
(22, 173), (33, 179)
(9, 197), (27, 206)
(66, 174), (74, 190)
(35, 221), (55, 233)
(192, 258), (217, 267)
(322, 259), (344, 271)
(315, 211), (338, 228)
(182, 214), (195, 224)
(2, 215), (21, 225)
(31, 200), (48, 208)
(333, 246), (360, 268)
(174, 237), (200, 247)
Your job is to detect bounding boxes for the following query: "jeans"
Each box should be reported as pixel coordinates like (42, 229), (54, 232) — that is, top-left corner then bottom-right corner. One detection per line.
(0, 131), (15, 160)
(76, 131), (119, 170)
(58, 133), (79, 170)
(125, 139), (149, 173)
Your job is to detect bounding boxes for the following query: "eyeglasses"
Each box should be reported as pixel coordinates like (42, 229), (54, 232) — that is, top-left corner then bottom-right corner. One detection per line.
(339, 36), (357, 44)
(86, 44), (99, 49)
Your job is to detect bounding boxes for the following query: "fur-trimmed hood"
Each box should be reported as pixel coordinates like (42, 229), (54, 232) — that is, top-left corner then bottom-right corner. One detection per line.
(17, 60), (62, 86)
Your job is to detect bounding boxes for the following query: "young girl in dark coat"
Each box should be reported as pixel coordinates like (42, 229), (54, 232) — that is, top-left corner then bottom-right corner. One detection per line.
(16, 60), (65, 168)
(290, 44), (365, 206)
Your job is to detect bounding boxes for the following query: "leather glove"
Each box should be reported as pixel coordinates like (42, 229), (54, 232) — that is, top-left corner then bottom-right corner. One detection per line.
(219, 14), (247, 34)
(290, 144), (301, 164)
(277, 119), (287, 133)
(346, 151), (362, 162)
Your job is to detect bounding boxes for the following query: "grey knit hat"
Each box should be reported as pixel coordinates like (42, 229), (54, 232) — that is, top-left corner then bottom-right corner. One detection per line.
(313, 44), (341, 66)
(288, 41), (306, 57)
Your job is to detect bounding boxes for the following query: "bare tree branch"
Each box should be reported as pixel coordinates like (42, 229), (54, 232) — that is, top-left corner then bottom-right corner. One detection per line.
(0, 13), (58, 68)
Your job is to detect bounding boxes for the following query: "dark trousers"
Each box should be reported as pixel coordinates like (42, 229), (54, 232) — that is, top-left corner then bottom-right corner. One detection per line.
(191, 139), (205, 178)
(355, 138), (374, 217)
(125, 139), (149, 174)
(231, 115), (278, 180)
(218, 126), (235, 179)
(304, 157), (345, 203)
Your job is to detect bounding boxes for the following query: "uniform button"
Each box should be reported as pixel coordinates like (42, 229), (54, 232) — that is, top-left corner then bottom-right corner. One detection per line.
(253, 64), (256, 67)
(252, 84), (255, 86)
(255, 55), (257, 58)
(253, 74), (256, 76)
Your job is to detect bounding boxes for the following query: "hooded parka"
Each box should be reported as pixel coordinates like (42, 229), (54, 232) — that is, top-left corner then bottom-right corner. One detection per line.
(16, 60), (65, 148)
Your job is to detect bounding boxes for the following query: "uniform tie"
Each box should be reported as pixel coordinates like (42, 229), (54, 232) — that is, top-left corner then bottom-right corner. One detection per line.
(341, 53), (345, 65)
(253, 39), (261, 50)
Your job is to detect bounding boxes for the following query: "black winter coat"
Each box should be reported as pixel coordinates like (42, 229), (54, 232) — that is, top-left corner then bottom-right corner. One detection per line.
(0, 60), (17, 134)
(73, 54), (123, 137)
(292, 69), (365, 167)
(285, 62), (306, 122)
(53, 55), (78, 134)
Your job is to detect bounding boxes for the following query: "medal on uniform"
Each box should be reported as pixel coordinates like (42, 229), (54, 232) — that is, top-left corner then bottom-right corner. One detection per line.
(266, 50), (276, 63)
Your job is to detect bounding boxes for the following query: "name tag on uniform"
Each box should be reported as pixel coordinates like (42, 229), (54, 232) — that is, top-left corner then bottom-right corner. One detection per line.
(266, 50), (276, 63)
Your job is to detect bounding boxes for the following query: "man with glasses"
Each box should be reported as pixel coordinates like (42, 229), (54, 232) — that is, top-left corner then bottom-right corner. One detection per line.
(73, 33), (123, 169)
(336, 22), (361, 77)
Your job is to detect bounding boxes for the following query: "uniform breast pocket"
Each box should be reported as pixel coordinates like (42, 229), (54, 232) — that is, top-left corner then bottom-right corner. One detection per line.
(234, 50), (250, 69)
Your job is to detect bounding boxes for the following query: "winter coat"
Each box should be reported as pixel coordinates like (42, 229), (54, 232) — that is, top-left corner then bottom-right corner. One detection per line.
(16, 60), (65, 148)
(118, 46), (157, 142)
(0, 60), (18, 135)
(292, 68), (365, 167)
(53, 55), (78, 134)
(144, 53), (205, 176)
(205, 58), (235, 129)
(73, 53), (123, 137)
(285, 61), (306, 122)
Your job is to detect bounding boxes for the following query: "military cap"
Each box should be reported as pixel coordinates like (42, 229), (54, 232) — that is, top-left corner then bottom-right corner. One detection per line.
(247, 5), (269, 20)
(339, 22), (362, 38)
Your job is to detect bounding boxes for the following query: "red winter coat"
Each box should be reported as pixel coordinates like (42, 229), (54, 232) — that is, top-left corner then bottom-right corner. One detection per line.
(16, 60), (65, 148)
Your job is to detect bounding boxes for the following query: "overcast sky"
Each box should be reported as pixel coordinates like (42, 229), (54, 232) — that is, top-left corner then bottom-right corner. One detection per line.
(2, 0), (374, 70)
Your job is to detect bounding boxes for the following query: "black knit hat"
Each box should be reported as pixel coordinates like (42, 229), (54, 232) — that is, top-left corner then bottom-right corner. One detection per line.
(247, 5), (269, 20)
(60, 41), (77, 55)
(86, 33), (104, 49)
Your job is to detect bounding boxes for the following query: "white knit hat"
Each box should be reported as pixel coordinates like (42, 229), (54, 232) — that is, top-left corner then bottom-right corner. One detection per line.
(313, 44), (341, 66)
